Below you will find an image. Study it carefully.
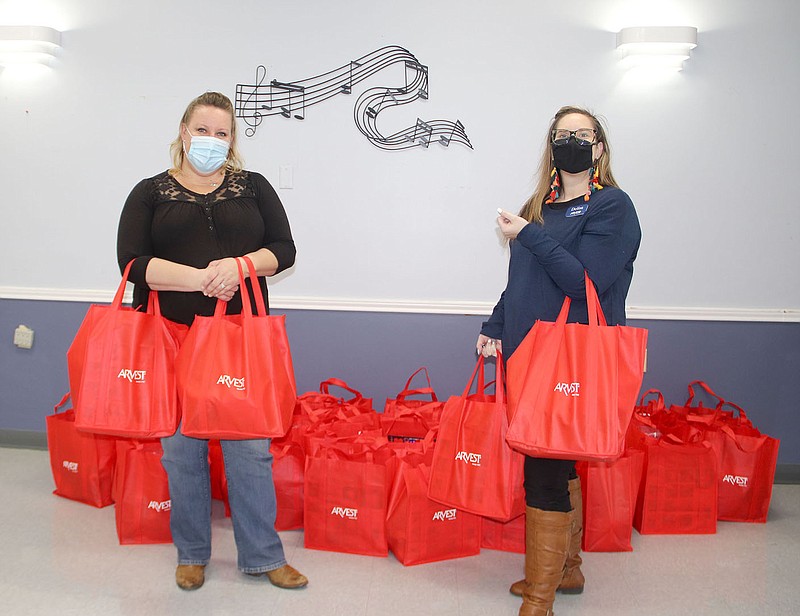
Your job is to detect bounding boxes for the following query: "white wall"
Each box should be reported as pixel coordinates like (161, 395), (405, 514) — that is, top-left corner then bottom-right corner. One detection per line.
(1, 0), (798, 313)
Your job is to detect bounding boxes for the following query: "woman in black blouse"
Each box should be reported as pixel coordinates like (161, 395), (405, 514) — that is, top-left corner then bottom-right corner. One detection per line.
(117, 91), (306, 592)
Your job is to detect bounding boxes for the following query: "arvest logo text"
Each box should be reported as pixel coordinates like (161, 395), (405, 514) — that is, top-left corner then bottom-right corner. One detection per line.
(217, 375), (245, 391)
(455, 451), (482, 467)
(147, 499), (171, 512)
(331, 506), (358, 520)
(554, 382), (580, 397)
(118, 369), (146, 383)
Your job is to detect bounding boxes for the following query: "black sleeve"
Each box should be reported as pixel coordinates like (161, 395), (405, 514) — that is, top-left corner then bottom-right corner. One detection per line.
(251, 172), (296, 274)
(116, 178), (155, 288)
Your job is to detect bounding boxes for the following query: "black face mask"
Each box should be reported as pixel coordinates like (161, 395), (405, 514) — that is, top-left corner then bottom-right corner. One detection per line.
(552, 137), (594, 174)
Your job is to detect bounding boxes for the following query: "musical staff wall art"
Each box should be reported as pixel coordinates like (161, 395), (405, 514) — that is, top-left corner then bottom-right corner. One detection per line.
(235, 45), (472, 151)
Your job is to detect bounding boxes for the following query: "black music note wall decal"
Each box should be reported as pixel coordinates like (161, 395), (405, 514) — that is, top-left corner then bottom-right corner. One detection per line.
(234, 45), (472, 150)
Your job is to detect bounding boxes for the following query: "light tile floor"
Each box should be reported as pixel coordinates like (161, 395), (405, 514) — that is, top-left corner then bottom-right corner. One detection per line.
(2, 446), (798, 615)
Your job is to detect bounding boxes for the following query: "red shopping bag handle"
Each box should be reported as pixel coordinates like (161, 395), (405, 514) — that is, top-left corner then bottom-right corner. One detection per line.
(112, 260), (165, 318)
(720, 425), (768, 453)
(240, 256), (268, 317)
(684, 381), (751, 426)
(111, 260), (135, 309)
(381, 406), (439, 437)
(461, 352), (505, 405)
(659, 433), (712, 451)
(395, 367), (438, 402)
(146, 288), (162, 316)
(211, 256), (267, 318)
(554, 272), (608, 327)
(717, 400), (750, 424)
(637, 389), (665, 410)
(54, 393), (71, 414)
(396, 388), (438, 402)
(685, 380), (725, 407)
(661, 427), (707, 446)
(320, 378), (365, 400)
(319, 438), (389, 461)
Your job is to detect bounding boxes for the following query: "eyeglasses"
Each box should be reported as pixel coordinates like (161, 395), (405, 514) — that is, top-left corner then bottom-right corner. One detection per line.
(551, 128), (597, 146)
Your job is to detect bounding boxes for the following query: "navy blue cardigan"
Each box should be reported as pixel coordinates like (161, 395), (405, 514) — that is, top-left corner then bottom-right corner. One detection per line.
(481, 186), (641, 359)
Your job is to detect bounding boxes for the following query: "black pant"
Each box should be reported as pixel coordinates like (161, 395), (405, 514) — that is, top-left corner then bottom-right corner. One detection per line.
(523, 456), (577, 512)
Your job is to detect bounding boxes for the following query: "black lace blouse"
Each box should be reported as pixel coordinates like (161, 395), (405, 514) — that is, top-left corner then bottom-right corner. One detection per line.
(116, 170), (296, 325)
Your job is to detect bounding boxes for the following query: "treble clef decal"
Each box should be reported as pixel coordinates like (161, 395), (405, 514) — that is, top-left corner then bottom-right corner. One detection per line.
(235, 45), (472, 151)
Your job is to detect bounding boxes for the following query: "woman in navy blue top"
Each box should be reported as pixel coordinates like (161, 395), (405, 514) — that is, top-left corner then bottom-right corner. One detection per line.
(478, 106), (641, 616)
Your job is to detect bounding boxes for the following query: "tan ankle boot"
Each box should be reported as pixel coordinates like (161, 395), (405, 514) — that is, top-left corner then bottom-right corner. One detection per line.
(510, 477), (585, 597)
(266, 564), (308, 589)
(175, 564), (205, 590)
(247, 564), (308, 589)
(518, 507), (571, 616)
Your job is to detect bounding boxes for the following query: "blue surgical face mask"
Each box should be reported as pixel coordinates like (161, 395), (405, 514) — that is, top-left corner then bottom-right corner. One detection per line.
(183, 128), (230, 174)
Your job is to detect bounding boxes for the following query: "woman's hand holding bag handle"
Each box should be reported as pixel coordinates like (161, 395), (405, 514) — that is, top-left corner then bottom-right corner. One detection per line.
(177, 256), (297, 440)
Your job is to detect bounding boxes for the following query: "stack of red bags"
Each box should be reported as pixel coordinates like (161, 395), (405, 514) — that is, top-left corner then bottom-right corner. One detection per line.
(571, 381), (780, 554)
(631, 381), (779, 532)
(46, 393), (174, 545)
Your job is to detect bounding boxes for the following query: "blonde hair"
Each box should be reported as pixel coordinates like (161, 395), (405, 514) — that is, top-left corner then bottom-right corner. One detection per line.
(519, 106), (618, 224)
(169, 91), (244, 174)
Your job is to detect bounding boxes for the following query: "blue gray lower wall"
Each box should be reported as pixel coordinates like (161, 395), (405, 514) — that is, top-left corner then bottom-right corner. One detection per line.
(2, 298), (798, 472)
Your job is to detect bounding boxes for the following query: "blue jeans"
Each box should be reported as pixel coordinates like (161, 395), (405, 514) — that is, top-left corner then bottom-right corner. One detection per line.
(160, 429), (287, 573)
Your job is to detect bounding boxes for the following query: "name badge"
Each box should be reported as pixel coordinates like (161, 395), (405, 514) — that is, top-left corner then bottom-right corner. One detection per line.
(566, 203), (588, 218)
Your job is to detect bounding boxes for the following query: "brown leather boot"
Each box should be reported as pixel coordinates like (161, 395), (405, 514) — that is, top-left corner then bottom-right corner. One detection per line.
(247, 564), (308, 589)
(559, 477), (585, 594)
(518, 507), (571, 616)
(510, 477), (585, 597)
(175, 564), (205, 590)
(267, 564), (308, 589)
(510, 577), (526, 597)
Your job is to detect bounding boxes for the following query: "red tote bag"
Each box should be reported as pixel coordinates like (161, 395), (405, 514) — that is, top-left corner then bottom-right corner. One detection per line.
(713, 425), (779, 523)
(387, 457), (481, 566)
(46, 393), (116, 508)
(295, 379), (373, 424)
(427, 354), (525, 521)
(68, 261), (185, 438)
(506, 272), (648, 462)
(382, 367), (444, 440)
(576, 448), (644, 551)
(287, 379), (375, 454)
(481, 513), (526, 554)
(634, 435), (718, 535)
(208, 440), (231, 517)
(113, 439), (172, 545)
(272, 441), (306, 531)
(177, 257), (297, 440)
(303, 443), (390, 557)
(669, 381), (779, 523)
(626, 390), (667, 451)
